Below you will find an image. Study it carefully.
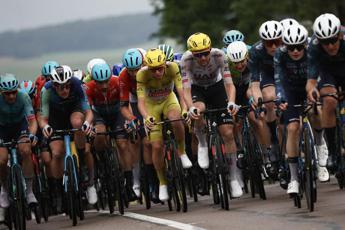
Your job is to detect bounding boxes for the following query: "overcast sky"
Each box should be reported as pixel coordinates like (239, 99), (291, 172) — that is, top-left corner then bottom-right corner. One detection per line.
(0, 0), (153, 32)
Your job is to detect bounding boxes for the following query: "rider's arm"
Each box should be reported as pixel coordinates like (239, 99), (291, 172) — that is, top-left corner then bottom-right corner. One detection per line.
(23, 92), (37, 135)
(274, 50), (286, 100)
(248, 45), (263, 102)
(220, 52), (235, 102)
(172, 63), (187, 111)
(306, 39), (319, 93)
(38, 87), (50, 129)
(136, 71), (149, 119)
(80, 85), (93, 124)
(180, 54), (193, 109)
(119, 73), (136, 120)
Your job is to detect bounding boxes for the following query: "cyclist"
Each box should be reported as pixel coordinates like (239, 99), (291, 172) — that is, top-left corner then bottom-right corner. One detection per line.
(38, 65), (97, 205)
(158, 44), (175, 62)
(181, 32), (242, 197)
(222, 30), (245, 53)
(113, 63), (125, 76)
(19, 80), (36, 100)
(119, 48), (150, 199)
(249, 20), (283, 176)
(0, 74), (38, 208)
(137, 48), (192, 201)
(83, 58), (107, 84)
(275, 24), (330, 194)
(86, 62), (137, 201)
(306, 13), (344, 172)
(280, 18), (299, 31)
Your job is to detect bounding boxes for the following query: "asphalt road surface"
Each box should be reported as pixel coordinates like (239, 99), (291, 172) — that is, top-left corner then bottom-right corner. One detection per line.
(9, 177), (345, 230)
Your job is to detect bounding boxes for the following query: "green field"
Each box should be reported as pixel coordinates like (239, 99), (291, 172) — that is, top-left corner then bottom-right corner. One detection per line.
(0, 39), (182, 81)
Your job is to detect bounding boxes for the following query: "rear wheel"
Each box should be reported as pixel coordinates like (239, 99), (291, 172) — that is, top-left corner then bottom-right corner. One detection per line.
(66, 157), (77, 226)
(11, 166), (26, 230)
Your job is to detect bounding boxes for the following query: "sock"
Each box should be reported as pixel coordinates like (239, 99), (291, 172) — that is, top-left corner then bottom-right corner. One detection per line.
(267, 121), (278, 144)
(194, 127), (207, 147)
(25, 178), (33, 193)
(314, 129), (323, 146)
(145, 164), (155, 185)
(88, 168), (95, 186)
(124, 171), (133, 188)
(288, 157), (299, 182)
(156, 169), (167, 185)
(177, 139), (186, 155)
(324, 127), (336, 156)
(133, 162), (140, 186)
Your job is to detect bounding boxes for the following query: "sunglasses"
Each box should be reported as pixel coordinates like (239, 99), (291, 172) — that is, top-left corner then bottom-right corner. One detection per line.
(319, 36), (339, 45)
(149, 66), (165, 72)
(2, 90), (18, 96)
(193, 50), (211, 58)
(287, 44), (305, 52)
(53, 82), (71, 91)
(264, 39), (282, 47)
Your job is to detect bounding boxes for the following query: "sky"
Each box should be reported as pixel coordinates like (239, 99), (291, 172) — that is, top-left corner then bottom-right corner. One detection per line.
(0, 0), (153, 32)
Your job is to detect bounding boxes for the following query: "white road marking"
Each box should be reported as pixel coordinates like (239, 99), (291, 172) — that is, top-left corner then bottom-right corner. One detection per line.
(85, 209), (206, 230)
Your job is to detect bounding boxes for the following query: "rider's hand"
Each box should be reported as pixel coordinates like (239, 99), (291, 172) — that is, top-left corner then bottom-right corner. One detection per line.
(42, 124), (53, 138)
(125, 118), (138, 132)
(181, 109), (191, 125)
(144, 116), (155, 131)
(29, 133), (38, 146)
(227, 101), (240, 116)
(307, 87), (320, 103)
(188, 106), (200, 120)
(249, 96), (257, 110)
(276, 98), (288, 111)
(82, 120), (93, 136)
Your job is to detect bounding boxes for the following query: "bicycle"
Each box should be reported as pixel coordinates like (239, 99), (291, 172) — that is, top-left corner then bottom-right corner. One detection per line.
(0, 139), (31, 230)
(201, 108), (230, 210)
(234, 103), (267, 200)
(94, 129), (126, 215)
(52, 129), (85, 226)
(286, 102), (319, 212)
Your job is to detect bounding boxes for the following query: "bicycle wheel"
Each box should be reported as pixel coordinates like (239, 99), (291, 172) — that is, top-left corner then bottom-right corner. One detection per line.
(10, 165), (26, 230)
(111, 148), (125, 215)
(38, 163), (50, 222)
(175, 156), (188, 212)
(65, 157), (77, 226)
(32, 175), (42, 224)
(303, 124), (315, 212)
(103, 150), (116, 214)
(215, 141), (229, 210)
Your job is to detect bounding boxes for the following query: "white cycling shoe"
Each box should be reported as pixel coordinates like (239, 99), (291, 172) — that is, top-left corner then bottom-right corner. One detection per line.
(180, 154), (192, 169)
(230, 180), (243, 198)
(317, 165), (330, 182)
(0, 189), (9, 208)
(287, 180), (299, 194)
(316, 140), (329, 167)
(198, 145), (209, 169)
(159, 185), (169, 201)
(86, 185), (98, 205)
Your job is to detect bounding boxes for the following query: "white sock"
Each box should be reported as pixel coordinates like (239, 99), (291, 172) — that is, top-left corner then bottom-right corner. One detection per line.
(132, 162), (140, 186)
(195, 127), (207, 147)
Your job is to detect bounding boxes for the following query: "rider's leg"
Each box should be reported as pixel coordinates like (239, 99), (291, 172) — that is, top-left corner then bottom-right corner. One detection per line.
(0, 147), (9, 208)
(286, 121), (300, 194)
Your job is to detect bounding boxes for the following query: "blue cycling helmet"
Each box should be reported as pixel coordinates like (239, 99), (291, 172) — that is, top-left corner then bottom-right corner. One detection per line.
(19, 80), (36, 96)
(41, 61), (59, 76)
(173, 53), (183, 62)
(112, 63), (124, 76)
(223, 30), (245, 45)
(122, 48), (143, 69)
(0, 73), (19, 92)
(92, 63), (111, 82)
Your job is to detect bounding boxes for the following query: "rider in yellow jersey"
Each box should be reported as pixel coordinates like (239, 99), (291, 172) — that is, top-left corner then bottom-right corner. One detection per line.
(137, 48), (192, 201)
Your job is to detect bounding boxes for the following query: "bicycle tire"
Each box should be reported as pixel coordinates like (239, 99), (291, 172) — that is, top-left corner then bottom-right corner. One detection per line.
(111, 148), (125, 215)
(32, 175), (42, 224)
(303, 124), (315, 212)
(103, 150), (116, 214)
(176, 156), (188, 212)
(11, 165), (26, 230)
(66, 157), (77, 226)
(215, 140), (229, 210)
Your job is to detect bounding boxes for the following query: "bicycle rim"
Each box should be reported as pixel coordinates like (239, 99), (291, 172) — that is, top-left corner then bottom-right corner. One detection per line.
(303, 123), (315, 212)
(12, 166), (26, 230)
(66, 157), (77, 226)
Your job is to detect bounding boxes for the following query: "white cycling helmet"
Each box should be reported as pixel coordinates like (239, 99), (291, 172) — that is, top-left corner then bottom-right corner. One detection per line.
(283, 24), (308, 45)
(259, 20), (283, 40)
(50, 65), (73, 84)
(227, 41), (248, 63)
(313, 13), (340, 39)
(280, 18), (299, 30)
(87, 58), (106, 74)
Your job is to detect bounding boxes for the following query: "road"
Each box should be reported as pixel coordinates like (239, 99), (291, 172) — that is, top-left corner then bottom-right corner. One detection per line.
(15, 177), (345, 229)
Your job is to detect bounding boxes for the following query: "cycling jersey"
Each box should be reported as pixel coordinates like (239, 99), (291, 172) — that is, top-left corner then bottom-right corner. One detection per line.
(85, 76), (121, 116)
(180, 48), (232, 88)
(39, 77), (90, 119)
(119, 68), (138, 104)
(307, 32), (345, 81)
(249, 41), (275, 88)
(34, 75), (48, 112)
(136, 62), (182, 103)
(229, 62), (251, 87)
(274, 46), (308, 100)
(0, 91), (35, 126)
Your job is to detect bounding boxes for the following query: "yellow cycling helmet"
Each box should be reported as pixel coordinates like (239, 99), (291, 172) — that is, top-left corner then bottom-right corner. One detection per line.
(187, 32), (211, 52)
(145, 48), (166, 68)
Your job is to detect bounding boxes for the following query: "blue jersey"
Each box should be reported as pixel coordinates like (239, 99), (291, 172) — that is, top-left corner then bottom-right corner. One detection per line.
(274, 47), (308, 100)
(0, 91), (35, 126)
(39, 77), (90, 118)
(248, 41), (274, 82)
(307, 31), (345, 80)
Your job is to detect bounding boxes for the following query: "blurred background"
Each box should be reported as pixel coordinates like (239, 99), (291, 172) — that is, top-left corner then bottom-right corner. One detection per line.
(0, 0), (344, 80)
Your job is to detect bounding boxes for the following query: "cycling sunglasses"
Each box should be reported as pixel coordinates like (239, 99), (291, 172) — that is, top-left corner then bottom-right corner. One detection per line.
(2, 90), (18, 96)
(264, 39), (282, 47)
(319, 36), (339, 45)
(286, 44), (305, 52)
(193, 50), (211, 58)
(53, 82), (71, 90)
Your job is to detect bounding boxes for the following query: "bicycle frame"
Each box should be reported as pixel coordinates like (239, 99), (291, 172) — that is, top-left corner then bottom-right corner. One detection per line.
(63, 134), (79, 193)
